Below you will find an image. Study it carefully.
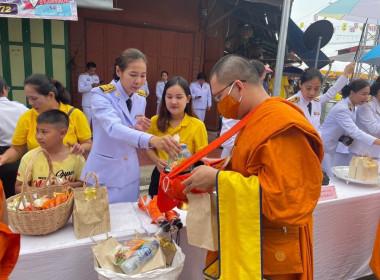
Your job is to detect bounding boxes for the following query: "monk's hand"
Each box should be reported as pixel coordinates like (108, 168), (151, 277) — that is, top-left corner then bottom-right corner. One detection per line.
(67, 141), (85, 155)
(156, 158), (167, 173)
(135, 116), (151, 132)
(182, 165), (218, 194)
(149, 135), (181, 159)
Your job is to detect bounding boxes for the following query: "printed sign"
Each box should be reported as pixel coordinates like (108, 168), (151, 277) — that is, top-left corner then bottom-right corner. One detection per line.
(319, 185), (338, 202)
(0, 0), (77, 20)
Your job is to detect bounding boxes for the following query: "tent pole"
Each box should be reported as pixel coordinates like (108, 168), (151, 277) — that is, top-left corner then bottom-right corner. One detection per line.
(272, 0), (292, 97)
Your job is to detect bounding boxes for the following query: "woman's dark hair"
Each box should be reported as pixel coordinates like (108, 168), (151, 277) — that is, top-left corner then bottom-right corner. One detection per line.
(197, 72), (206, 80)
(370, 82), (380, 97)
(157, 76), (196, 132)
(86, 61), (96, 69)
(341, 79), (370, 98)
(24, 73), (70, 104)
(299, 68), (323, 85)
(0, 76), (7, 96)
(250, 60), (266, 77)
(114, 48), (147, 77)
(112, 62), (119, 81)
(161, 70), (169, 76)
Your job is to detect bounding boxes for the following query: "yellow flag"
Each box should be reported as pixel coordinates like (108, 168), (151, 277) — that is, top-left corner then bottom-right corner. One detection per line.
(360, 25), (363, 31)
(342, 22), (347, 31)
(300, 22), (304, 28)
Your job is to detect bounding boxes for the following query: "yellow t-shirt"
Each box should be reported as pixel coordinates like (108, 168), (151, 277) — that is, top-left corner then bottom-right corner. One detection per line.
(17, 147), (85, 188)
(12, 103), (91, 150)
(146, 113), (208, 160)
(268, 76), (289, 99)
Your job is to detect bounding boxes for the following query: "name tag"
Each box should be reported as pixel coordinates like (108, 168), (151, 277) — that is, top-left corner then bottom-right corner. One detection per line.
(314, 111), (320, 115)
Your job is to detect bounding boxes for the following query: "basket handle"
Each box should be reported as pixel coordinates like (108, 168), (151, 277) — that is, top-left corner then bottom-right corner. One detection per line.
(17, 148), (55, 211)
(82, 171), (100, 188)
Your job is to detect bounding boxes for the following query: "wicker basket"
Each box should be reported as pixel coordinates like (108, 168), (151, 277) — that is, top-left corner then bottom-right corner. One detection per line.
(6, 149), (74, 235)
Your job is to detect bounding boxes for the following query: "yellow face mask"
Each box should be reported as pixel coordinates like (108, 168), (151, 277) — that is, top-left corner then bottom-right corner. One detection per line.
(217, 82), (241, 119)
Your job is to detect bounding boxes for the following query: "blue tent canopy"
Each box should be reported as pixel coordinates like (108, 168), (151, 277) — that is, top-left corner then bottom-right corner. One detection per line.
(287, 18), (330, 69)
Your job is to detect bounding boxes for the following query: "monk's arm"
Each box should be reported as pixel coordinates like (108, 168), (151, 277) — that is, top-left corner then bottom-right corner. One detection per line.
(250, 127), (322, 226)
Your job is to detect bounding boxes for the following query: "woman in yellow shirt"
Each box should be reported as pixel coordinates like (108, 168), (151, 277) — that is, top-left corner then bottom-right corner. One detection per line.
(0, 74), (92, 167)
(145, 76), (208, 197)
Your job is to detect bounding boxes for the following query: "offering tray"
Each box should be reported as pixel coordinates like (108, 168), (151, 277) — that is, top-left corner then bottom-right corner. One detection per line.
(331, 166), (380, 185)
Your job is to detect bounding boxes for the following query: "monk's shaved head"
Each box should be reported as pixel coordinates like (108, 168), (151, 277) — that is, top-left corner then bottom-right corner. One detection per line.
(210, 54), (260, 86)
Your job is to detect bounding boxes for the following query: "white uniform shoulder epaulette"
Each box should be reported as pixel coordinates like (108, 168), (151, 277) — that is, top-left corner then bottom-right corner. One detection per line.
(80, 73), (87, 75)
(99, 84), (116, 93)
(288, 96), (300, 103)
(137, 89), (148, 98)
(313, 97), (320, 102)
(367, 96), (373, 102)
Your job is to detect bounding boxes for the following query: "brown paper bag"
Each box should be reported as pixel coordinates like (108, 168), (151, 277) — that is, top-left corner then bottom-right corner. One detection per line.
(186, 193), (218, 251)
(73, 172), (111, 239)
(159, 236), (177, 266)
(92, 235), (123, 273)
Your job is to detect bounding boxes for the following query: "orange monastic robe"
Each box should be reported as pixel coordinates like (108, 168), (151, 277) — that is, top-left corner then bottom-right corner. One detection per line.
(0, 180), (20, 279)
(370, 219), (380, 278)
(208, 97), (323, 280)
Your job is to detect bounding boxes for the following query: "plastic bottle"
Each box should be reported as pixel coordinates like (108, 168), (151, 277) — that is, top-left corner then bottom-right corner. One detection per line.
(165, 143), (193, 172)
(120, 239), (160, 275)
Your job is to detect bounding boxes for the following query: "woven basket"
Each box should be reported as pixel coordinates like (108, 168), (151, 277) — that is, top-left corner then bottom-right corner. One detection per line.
(6, 149), (74, 235)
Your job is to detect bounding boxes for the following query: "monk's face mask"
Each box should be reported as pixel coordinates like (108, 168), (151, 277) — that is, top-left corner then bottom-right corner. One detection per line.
(217, 82), (241, 119)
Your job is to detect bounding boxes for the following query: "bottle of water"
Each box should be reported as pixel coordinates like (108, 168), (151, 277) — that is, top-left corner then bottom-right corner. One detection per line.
(165, 143), (193, 172)
(120, 239), (159, 275)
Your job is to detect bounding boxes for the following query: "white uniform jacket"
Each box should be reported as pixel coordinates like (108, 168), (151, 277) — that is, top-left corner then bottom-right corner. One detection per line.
(156, 81), (166, 104)
(320, 97), (376, 154)
(81, 81), (151, 192)
(350, 97), (380, 158)
(190, 81), (212, 110)
(78, 72), (100, 107)
(288, 75), (348, 131)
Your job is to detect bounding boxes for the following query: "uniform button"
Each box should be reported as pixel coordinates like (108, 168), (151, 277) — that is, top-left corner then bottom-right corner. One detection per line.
(124, 156), (128, 160)
(129, 125), (132, 128)
(275, 251), (286, 261)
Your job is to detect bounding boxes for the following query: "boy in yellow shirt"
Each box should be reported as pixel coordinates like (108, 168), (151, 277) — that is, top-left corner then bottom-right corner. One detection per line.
(15, 110), (85, 193)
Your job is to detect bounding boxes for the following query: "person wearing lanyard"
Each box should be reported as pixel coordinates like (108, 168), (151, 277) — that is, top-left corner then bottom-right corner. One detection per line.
(155, 71), (168, 115)
(288, 62), (355, 133)
(0, 74), (92, 173)
(320, 79), (380, 177)
(0, 77), (28, 198)
(190, 72), (212, 122)
(349, 82), (380, 160)
(81, 49), (181, 204)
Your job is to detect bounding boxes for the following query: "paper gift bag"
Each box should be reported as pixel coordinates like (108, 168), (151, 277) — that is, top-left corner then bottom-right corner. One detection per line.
(73, 172), (111, 239)
(186, 193), (218, 251)
(92, 235), (124, 273)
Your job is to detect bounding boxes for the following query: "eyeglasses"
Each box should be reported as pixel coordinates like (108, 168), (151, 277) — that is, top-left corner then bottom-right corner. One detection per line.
(212, 80), (246, 102)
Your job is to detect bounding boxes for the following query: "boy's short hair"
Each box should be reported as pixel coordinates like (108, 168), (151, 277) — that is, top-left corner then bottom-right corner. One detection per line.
(36, 109), (69, 130)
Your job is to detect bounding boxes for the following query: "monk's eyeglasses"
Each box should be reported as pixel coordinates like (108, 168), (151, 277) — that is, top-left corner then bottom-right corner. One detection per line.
(212, 80), (246, 102)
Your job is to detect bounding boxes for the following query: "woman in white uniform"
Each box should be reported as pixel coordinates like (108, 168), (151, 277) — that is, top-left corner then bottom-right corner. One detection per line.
(349, 82), (380, 160)
(81, 49), (180, 203)
(320, 79), (380, 177)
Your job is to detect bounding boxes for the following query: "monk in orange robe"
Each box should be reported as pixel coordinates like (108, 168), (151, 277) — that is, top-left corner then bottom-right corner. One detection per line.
(183, 55), (323, 280)
(0, 180), (20, 279)
(370, 219), (380, 278)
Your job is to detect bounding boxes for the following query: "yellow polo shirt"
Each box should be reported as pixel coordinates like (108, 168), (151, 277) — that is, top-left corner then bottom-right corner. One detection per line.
(12, 103), (91, 151)
(146, 113), (208, 160)
(269, 76), (289, 99)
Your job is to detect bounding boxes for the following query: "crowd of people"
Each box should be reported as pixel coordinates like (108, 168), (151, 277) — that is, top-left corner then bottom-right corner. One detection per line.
(1, 47), (380, 279)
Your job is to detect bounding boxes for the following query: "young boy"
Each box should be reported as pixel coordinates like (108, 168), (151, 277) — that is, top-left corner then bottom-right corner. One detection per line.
(15, 110), (85, 193)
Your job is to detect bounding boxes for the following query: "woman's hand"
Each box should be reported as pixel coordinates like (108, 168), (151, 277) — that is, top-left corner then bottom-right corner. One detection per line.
(156, 158), (168, 173)
(67, 141), (85, 155)
(182, 165), (218, 194)
(135, 116), (151, 132)
(149, 135), (181, 159)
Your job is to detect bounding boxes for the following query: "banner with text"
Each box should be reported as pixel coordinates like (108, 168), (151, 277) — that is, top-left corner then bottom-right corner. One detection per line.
(0, 0), (77, 20)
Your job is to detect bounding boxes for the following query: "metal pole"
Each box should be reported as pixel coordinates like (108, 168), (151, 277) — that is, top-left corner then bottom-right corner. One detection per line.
(314, 36), (322, 68)
(272, 0), (292, 97)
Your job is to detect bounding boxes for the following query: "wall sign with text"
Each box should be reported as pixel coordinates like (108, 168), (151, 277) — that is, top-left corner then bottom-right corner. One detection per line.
(0, 0), (77, 20)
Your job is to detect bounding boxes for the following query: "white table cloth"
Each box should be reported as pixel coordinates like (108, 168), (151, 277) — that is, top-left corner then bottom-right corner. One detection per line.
(313, 177), (380, 280)
(10, 203), (144, 280)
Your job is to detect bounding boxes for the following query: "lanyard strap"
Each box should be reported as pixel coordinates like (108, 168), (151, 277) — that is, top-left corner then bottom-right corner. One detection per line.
(168, 103), (262, 178)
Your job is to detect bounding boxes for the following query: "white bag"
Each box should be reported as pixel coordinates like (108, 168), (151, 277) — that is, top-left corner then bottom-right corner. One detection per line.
(94, 243), (185, 280)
